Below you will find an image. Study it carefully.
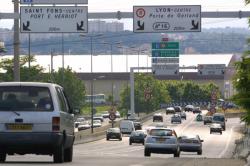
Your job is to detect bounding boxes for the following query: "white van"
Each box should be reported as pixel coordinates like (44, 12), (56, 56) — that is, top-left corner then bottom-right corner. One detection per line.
(120, 120), (135, 134)
(0, 82), (75, 163)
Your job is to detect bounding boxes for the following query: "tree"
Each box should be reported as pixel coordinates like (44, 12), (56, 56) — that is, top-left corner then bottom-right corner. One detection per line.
(233, 56), (250, 124)
(51, 67), (86, 109)
(231, 0), (250, 124)
(119, 74), (171, 115)
(0, 55), (44, 81)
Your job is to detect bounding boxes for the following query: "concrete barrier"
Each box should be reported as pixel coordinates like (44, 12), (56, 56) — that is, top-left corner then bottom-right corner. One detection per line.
(225, 112), (245, 119)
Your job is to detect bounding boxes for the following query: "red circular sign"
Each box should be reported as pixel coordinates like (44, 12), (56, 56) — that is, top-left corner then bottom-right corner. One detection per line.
(109, 113), (116, 121)
(136, 8), (145, 18)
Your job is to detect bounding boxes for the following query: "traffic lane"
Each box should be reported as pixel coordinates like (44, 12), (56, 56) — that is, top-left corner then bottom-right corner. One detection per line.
(3, 156), (245, 166)
(3, 112), (242, 163)
(177, 117), (243, 158)
(140, 111), (241, 158)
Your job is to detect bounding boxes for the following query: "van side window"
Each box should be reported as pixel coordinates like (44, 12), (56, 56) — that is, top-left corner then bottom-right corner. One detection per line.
(56, 87), (69, 113)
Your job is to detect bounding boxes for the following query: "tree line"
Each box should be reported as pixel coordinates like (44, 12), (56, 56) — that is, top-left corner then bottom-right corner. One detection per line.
(0, 56), (220, 116)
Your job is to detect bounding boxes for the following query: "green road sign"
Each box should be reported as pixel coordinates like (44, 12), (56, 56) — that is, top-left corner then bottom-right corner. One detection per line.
(152, 42), (179, 50)
(152, 50), (179, 57)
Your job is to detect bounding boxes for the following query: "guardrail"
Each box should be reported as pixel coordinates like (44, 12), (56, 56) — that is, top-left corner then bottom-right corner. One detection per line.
(74, 109), (164, 144)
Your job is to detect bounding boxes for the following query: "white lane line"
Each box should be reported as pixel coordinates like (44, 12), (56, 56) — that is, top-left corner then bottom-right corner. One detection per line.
(178, 115), (196, 134)
(218, 126), (234, 158)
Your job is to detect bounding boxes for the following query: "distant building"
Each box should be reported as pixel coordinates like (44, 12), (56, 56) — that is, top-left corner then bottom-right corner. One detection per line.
(88, 20), (124, 32)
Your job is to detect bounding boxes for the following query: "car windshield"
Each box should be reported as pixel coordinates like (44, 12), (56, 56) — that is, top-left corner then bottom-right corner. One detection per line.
(149, 129), (173, 136)
(213, 116), (225, 121)
(0, 86), (53, 111)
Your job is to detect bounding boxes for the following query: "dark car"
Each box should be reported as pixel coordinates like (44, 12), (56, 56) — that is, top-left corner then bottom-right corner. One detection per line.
(174, 106), (182, 113)
(210, 123), (223, 135)
(179, 111), (186, 120)
(212, 113), (226, 130)
(184, 105), (194, 112)
(153, 113), (163, 122)
(129, 130), (147, 145)
(106, 128), (122, 141)
(171, 114), (182, 124)
(204, 116), (212, 125)
(134, 121), (142, 130)
(193, 107), (201, 114)
(178, 135), (203, 155)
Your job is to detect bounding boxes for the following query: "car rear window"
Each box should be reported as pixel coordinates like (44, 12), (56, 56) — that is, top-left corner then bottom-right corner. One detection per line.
(0, 86), (53, 111)
(150, 129), (173, 136)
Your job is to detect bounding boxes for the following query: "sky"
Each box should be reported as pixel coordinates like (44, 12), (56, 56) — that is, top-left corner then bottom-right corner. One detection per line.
(0, 0), (250, 30)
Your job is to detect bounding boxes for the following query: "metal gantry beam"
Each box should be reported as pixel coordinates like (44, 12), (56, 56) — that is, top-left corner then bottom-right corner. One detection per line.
(1, 11), (250, 20)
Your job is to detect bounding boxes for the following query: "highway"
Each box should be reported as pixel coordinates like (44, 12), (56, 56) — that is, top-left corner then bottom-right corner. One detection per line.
(2, 111), (245, 166)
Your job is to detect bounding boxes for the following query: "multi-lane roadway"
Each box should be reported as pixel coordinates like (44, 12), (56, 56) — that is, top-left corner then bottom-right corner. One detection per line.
(3, 110), (245, 166)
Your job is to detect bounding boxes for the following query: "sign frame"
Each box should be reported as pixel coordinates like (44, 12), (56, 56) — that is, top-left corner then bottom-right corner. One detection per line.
(198, 64), (226, 75)
(133, 5), (201, 33)
(152, 64), (179, 75)
(152, 57), (179, 64)
(20, 6), (88, 33)
(20, 0), (88, 4)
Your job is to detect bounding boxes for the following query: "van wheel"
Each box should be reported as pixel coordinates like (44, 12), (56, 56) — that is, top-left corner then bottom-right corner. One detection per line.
(144, 149), (151, 157)
(197, 150), (202, 155)
(0, 153), (6, 163)
(64, 146), (73, 162)
(54, 144), (64, 163)
(129, 141), (132, 145)
(106, 137), (109, 141)
(174, 151), (180, 157)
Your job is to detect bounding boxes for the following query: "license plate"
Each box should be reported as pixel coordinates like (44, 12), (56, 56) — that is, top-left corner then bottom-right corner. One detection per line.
(6, 124), (33, 131)
(156, 138), (165, 143)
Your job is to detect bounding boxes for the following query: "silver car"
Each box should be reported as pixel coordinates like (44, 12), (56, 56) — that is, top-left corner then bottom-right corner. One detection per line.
(171, 114), (182, 124)
(144, 128), (180, 157)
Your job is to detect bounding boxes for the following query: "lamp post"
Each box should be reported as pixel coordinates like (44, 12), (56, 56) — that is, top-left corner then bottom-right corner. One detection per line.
(102, 41), (122, 106)
(80, 34), (102, 133)
(129, 47), (148, 117)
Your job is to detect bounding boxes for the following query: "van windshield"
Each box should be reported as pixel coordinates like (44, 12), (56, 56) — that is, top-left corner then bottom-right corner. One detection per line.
(0, 86), (53, 112)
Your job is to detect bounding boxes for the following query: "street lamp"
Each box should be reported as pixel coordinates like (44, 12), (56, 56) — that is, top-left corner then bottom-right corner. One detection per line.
(130, 47), (148, 73)
(102, 41), (122, 106)
(80, 34), (103, 133)
(50, 49), (58, 82)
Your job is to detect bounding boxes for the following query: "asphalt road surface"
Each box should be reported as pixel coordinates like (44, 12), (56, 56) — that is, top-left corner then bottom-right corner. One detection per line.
(3, 110), (245, 166)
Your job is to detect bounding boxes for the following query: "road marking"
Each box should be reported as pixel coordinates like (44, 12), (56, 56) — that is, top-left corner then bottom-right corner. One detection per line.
(178, 114), (196, 134)
(218, 127), (234, 158)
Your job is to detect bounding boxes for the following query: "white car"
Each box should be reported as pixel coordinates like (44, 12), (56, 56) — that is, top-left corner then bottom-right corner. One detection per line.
(78, 121), (91, 131)
(93, 120), (102, 128)
(0, 82), (75, 163)
(102, 111), (110, 118)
